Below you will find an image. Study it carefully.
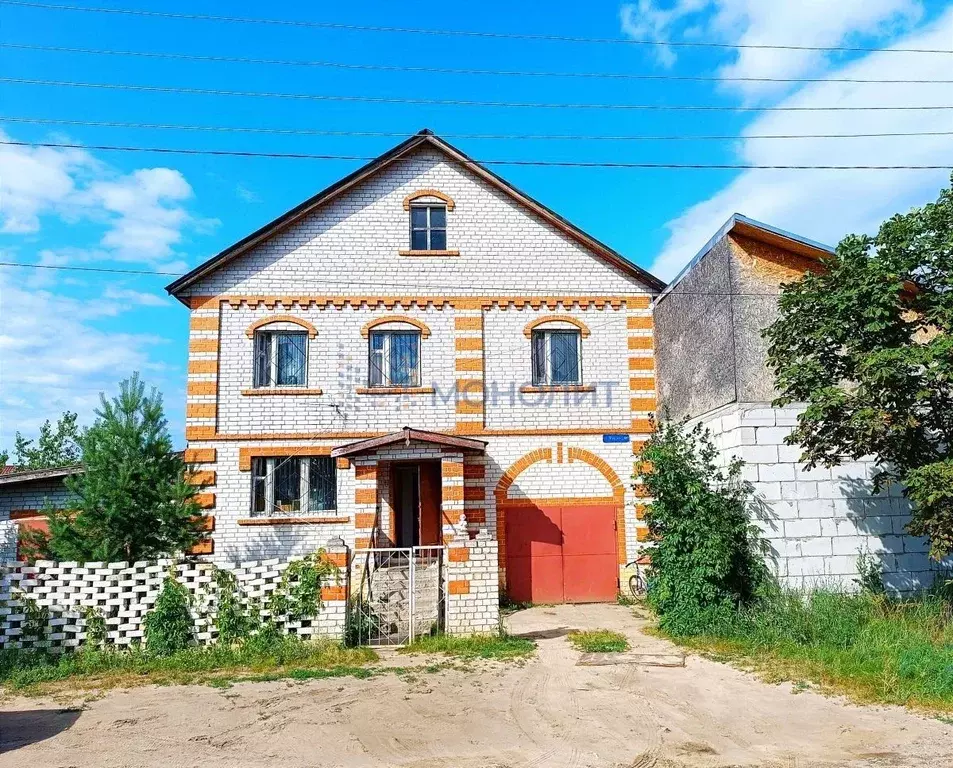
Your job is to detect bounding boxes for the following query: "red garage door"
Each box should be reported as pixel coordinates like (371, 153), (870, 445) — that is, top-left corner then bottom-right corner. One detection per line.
(504, 502), (618, 604)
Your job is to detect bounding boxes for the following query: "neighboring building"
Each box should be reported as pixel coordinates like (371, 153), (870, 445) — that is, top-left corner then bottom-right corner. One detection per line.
(654, 214), (937, 593)
(0, 465), (81, 560)
(166, 129), (665, 604)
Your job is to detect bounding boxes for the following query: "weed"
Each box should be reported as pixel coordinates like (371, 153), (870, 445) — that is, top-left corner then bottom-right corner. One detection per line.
(399, 633), (536, 660)
(567, 629), (630, 653)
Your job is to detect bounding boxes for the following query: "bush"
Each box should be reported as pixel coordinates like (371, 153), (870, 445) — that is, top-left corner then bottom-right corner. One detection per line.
(144, 572), (195, 656)
(637, 420), (772, 636)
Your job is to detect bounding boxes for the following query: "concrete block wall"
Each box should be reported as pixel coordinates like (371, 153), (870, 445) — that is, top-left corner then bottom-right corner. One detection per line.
(0, 549), (349, 651)
(446, 535), (500, 635)
(695, 402), (943, 593)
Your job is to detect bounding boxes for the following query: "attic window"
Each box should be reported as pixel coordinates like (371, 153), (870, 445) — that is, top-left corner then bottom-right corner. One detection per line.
(410, 204), (446, 251)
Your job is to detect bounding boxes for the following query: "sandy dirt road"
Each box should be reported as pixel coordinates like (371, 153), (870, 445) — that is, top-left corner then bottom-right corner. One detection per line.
(2, 604), (952, 768)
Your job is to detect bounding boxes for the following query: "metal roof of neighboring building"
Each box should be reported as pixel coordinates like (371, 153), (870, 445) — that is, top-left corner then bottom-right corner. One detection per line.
(0, 465), (83, 487)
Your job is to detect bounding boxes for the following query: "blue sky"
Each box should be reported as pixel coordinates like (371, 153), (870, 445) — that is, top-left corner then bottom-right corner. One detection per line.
(1, 0), (951, 449)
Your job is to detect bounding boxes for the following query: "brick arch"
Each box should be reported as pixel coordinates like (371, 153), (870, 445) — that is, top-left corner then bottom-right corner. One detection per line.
(522, 315), (592, 339)
(360, 315), (432, 339)
(245, 315), (317, 339)
(402, 189), (455, 211)
(495, 446), (628, 580)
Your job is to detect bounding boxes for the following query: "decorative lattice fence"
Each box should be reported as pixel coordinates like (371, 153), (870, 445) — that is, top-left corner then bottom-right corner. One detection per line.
(0, 547), (349, 652)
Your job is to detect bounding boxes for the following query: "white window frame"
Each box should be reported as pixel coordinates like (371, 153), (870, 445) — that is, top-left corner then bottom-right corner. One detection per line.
(368, 330), (421, 387)
(409, 203), (447, 251)
(531, 329), (582, 386)
(253, 330), (308, 388)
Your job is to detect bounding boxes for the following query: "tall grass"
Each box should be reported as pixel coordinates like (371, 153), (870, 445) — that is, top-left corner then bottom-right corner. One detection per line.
(674, 589), (953, 710)
(0, 635), (378, 692)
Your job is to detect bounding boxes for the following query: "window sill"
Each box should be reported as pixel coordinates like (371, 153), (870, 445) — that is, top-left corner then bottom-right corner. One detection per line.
(237, 516), (348, 526)
(519, 384), (595, 394)
(242, 388), (324, 396)
(398, 249), (460, 257)
(355, 386), (435, 395)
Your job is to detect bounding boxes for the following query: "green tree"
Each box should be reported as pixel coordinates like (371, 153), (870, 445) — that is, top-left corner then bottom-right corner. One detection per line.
(45, 373), (205, 562)
(765, 177), (953, 559)
(9, 412), (81, 469)
(637, 421), (770, 636)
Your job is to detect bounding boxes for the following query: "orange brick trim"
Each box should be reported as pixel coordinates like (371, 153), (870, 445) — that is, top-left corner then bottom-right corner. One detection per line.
(186, 470), (216, 486)
(321, 585), (347, 601)
(441, 461), (464, 477)
(628, 357), (654, 371)
(194, 515), (215, 532)
(187, 381), (217, 396)
(455, 400), (483, 415)
(238, 446), (332, 471)
(188, 360), (218, 375)
(355, 488), (376, 504)
(454, 422), (483, 434)
(354, 464), (377, 480)
(630, 419), (654, 432)
(630, 397), (657, 411)
(355, 386), (435, 395)
(499, 495), (618, 507)
(522, 315), (592, 338)
(629, 377), (656, 391)
(463, 463), (485, 479)
(637, 527), (651, 542)
(455, 358), (482, 372)
(187, 539), (214, 555)
(186, 403), (216, 419)
(189, 296), (219, 310)
(194, 493), (216, 509)
(443, 508), (463, 525)
(634, 484), (651, 498)
(442, 485), (464, 501)
(212, 294), (650, 310)
(242, 388), (324, 396)
(355, 537), (372, 549)
(398, 249), (461, 257)
(360, 315), (431, 339)
(245, 314), (318, 339)
(402, 189), (456, 211)
(636, 504), (648, 520)
(566, 446), (624, 492)
(354, 512), (377, 529)
(185, 426), (216, 440)
(189, 315), (219, 331)
(448, 547), (469, 562)
(455, 337), (483, 352)
(454, 316), (483, 331)
(184, 448), (216, 463)
(628, 336), (654, 350)
(627, 316), (654, 330)
(447, 579), (470, 595)
(464, 486), (486, 501)
(456, 378), (483, 394)
(237, 516), (350, 526)
(188, 426), (649, 441)
(336, 457), (351, 470)
(320, 551), (348, 568)
(189, 339), (219, 353)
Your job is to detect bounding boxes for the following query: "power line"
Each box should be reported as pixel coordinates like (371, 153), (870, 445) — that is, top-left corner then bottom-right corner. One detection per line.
(4, 140), (950, 170)
(5, 41), (952, 85)
(5, 77), (953, 112)
(5, 116), (952, 143)
(0, 261), (822, 297)
(2, 1), (952, 54)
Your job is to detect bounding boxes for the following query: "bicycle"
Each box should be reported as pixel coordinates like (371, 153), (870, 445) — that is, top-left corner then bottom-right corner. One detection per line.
(625, 555), (651, 599)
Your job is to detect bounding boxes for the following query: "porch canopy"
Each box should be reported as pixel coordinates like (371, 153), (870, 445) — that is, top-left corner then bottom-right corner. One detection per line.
(330, 427), (487, 458)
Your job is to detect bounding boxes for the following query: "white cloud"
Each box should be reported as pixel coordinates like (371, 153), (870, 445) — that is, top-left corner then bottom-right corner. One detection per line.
(0, 272), (171, 443)
(620, 0), (922, 98)
(0, 132), (200, 266)
(102, 286), (171, 307)
(0, 136), (97, 233)
(649, 6), (953, 280)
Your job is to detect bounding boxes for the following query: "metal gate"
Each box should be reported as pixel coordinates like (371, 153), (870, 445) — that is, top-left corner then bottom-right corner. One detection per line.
(346, 547), (444, 646)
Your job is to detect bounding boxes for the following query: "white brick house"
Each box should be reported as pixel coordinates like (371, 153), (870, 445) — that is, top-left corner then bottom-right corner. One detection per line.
(166, 130), (664, 606)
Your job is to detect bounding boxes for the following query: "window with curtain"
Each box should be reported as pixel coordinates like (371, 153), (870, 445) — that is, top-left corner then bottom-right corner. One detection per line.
(251, 456), (337, 514)
(369, 330), (421, 387)
(531, 329), (581, 385)
(410, 204), (447, 251)
(253, 331), (307, 387)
